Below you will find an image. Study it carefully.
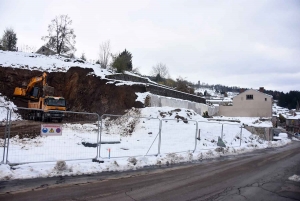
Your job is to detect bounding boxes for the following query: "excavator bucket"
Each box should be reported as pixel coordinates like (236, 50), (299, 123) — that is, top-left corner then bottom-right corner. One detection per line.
(43, 86), (54, 96)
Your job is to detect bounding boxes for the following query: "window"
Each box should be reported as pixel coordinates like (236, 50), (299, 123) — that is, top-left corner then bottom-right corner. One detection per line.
(246, 95), (253, 100)
(265, 98), (267, 101)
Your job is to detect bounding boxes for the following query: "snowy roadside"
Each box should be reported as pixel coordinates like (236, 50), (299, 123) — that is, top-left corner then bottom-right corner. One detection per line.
(0, 137), (291, 181)
(0, 106), (292, 181)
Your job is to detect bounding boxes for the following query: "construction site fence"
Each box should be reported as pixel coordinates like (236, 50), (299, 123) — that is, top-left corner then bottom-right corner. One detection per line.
(99, 114), (244, 159)
(1, 109), (255, 165)
(4, 107), (100, 165)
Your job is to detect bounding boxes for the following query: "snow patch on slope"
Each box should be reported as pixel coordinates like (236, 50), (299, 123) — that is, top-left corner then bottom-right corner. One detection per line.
(0, 93), (21, 122)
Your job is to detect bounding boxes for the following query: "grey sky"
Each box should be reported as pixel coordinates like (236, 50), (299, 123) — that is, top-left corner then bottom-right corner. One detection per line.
(0, 0), (299, 92)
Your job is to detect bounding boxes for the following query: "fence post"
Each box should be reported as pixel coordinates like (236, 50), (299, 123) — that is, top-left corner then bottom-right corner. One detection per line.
(1, 107), (9, 164)
(98, 115), (104, 158)
(197, 129), (201, 140)
(5, 108), (12, 164)
(240, 126), (243, 146)
(157, 119), (162, 155)
(95, 114), (101, 159)
(221, 124), (224, 139)
(193, 121), (198, 153)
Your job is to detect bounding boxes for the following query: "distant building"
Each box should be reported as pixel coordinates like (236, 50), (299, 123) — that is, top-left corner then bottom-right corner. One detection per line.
(36, 46), (56, 56)
(286, 112), (300, 133)
(219, 89), (273, 117)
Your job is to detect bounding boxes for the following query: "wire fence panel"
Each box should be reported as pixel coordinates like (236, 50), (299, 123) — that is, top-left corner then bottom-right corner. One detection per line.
(7, 107), (99, 164)
(0, 106), (9, 164)
(197, 121), (223, 150)
(221, 123), (242, 147)
(100, 114), (160, 158)
(160, 119), (197, 154)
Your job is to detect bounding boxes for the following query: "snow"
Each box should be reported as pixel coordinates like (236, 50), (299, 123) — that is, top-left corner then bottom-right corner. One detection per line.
(0, 106), (292, 181)
(0, 50), (112, 79)
(195, 87), (219, 97)
(211, 116), (273, 127)
(288, 175), (300, 182)
(0, 93), (21, 122)
(273, 133), (288, 140)
(135, 92), (151, 103)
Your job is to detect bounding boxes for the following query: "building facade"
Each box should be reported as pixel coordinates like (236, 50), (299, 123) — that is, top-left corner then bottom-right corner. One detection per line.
(219, 89), (273, 117)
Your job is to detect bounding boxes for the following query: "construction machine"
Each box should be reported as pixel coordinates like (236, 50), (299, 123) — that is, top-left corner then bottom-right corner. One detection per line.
(13, 72), (66, 122)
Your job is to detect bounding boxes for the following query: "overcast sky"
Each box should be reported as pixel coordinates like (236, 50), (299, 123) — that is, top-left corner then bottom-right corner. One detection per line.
(0, 0), (299, 92)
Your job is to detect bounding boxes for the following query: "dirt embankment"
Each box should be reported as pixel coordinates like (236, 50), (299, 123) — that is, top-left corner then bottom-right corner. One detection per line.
(0, 67), (145, 115)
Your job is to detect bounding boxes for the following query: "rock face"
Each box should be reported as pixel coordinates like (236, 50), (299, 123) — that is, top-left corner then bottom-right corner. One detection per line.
(0, 67), (145, 115)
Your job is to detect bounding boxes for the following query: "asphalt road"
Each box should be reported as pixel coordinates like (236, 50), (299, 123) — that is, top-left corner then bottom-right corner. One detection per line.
(1, 142), (300, 201)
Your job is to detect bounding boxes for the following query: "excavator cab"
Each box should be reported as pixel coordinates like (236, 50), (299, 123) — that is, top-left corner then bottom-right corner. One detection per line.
(29, 87), (40, 99)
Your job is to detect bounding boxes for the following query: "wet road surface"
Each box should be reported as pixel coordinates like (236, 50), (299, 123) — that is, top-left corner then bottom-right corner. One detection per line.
(1, 142), (300, 201)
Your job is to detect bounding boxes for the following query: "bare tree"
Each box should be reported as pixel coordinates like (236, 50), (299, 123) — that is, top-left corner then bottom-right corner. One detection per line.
(80, 52), (86, 61)
(151, 63), (169, 79)
(42, 15), (76, 55)
(132, 67), (141, 75)
(99, 40), (111, 69)
(20, 44), (36, 53)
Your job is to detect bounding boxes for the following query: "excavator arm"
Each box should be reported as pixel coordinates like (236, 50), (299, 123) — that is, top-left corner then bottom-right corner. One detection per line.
(13, 72), (48, 100)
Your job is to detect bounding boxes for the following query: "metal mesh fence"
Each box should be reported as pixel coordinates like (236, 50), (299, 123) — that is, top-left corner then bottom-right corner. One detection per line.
(99, 114), (160, 158)
(221, 123), (242, 147)
(197, 121), (223, 150)
(2, 107), (270, 165)
(0, 106), (9, 164)
(160, 119), (197, 154)
(6, 107), (100, 164)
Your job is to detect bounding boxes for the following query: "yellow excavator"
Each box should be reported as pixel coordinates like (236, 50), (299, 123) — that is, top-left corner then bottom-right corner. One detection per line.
(13, 72), (66, 122)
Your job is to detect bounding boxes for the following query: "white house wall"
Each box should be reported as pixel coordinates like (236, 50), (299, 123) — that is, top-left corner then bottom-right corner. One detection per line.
(148, 94), (218, 116)
(219, 89), (272, 117)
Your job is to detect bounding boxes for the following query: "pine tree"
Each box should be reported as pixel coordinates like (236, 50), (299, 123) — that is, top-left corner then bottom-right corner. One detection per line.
(111, 49), (133, 73)
(1, 28), (17, 51)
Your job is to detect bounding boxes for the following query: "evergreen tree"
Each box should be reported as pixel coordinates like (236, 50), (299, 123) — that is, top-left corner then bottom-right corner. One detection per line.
(111, 49), (133, 73)
(1, 28), (17, 51)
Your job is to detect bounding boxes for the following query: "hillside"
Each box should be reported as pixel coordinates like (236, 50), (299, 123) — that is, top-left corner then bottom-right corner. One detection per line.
(0, 51), (149, 114)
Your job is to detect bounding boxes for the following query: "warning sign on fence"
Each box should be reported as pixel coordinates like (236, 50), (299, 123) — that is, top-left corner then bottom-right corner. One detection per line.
(41, 124), (62, 136)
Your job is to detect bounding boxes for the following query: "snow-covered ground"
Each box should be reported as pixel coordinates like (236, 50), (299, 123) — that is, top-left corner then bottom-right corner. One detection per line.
(0, 50), (112, 79)
(211, 116), (273, 127)
(195, 87), (219, 97)
(0, 50), (156, 86)
(0, 106), (292, 181)
(0, 93), (21, 122)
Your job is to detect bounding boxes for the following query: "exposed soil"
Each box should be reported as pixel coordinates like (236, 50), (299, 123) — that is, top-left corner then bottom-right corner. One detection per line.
(0, 66), (148, 139)
(0, 66), (146, 115)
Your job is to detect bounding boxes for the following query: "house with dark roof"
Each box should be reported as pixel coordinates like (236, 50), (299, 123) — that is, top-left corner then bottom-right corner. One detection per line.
(36, 46), (56, 56)
(219, 89), (273, 117)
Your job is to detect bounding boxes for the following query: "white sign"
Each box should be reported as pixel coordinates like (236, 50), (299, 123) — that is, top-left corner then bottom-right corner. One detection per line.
(41, 124), (62, 136)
